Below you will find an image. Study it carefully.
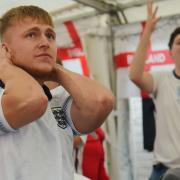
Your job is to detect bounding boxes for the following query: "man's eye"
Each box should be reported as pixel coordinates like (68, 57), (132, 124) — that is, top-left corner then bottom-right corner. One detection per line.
(27, 32), (36, 38)
(46, 33), (55, 40)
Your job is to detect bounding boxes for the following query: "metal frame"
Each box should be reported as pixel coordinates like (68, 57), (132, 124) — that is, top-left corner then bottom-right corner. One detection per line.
(50, 0), (171, 25)
(73, 0), (170, 24)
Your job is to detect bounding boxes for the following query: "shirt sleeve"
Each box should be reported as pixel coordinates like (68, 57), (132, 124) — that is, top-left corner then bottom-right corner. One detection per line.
(151, 71), (164, 96)
(151, 71), (158, 93)
(0, 88), (17, 135)
(62, 96), (82, 136)
(151, 71), (169, 99)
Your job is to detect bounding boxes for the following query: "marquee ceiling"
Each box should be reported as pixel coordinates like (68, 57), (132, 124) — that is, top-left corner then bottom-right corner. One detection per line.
(0, 0), (178, 24)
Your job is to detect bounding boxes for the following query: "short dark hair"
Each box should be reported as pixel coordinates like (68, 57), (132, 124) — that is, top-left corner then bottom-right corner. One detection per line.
(168, 27), (180, 49)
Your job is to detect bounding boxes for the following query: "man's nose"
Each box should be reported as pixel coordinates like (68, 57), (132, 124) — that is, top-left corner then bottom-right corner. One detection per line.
(38, 36), (50, 49)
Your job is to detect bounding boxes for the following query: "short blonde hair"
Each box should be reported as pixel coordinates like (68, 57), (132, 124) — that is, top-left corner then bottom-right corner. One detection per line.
(0, 5), (54, 38)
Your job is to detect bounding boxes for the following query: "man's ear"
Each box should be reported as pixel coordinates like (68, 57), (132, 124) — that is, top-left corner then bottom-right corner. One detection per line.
(2, 43), (12, 61)
(2, 43), (11, 53)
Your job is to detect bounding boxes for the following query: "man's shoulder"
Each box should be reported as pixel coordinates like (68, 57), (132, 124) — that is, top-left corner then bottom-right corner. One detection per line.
(151, 70), (172, 82)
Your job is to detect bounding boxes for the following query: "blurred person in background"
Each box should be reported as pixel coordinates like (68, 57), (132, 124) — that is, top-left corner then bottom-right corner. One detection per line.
(129, 0), (180, 180)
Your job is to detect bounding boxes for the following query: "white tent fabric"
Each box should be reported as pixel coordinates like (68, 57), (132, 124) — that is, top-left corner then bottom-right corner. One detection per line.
(0, 0), (180, 23)
(0, 0), (72, 16)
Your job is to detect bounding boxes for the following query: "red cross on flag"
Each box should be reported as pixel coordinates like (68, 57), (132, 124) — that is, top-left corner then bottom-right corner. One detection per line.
(57, 21), (90, 77)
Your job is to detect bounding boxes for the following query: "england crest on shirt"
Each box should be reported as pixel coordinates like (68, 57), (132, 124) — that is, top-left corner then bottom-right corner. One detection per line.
(51, 107), (68, 129)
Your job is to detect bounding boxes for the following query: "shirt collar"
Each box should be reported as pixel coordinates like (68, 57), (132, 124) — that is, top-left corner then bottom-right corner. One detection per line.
(0, 80), (5, 88)
(42, 84), (52, 101)
(173, 69), (180, 79)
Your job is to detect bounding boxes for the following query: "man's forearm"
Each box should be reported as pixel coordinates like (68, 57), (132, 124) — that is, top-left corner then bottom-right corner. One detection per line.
(54, 65), (112, 110)
(54, 65), (114, 133)
(0, 64), (48, 129)
(129, 26), (152, 81)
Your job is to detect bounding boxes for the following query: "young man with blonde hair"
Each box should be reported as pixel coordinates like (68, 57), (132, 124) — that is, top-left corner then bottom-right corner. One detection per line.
(0, 5), (114, 180)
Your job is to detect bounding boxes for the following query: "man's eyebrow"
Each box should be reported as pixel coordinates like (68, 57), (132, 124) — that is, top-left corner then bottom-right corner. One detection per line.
(24, 27), (40, 33)
(24, 26), (56, 35)
(46, 28), (56, 36)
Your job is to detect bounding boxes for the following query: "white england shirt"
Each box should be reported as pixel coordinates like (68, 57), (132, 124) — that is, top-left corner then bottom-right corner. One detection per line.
(0, 85), (77, 180)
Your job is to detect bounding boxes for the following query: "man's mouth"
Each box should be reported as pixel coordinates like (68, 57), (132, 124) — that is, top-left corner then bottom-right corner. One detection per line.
(35, 53), (52, 58)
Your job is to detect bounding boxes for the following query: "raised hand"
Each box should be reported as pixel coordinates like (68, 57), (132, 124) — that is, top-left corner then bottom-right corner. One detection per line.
(145, 0), (160, 33)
